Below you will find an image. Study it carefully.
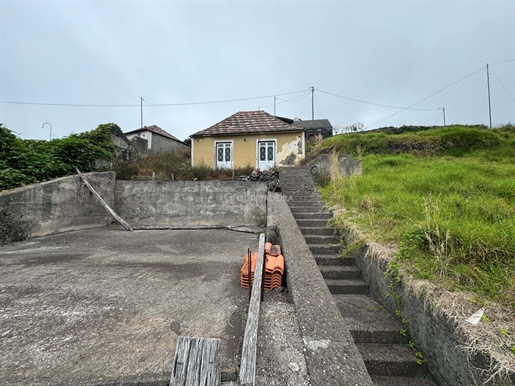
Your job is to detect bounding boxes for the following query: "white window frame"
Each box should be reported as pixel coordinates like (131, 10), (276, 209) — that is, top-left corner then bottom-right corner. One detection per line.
(214, 140), (234, 169)
(255, 139), (277, 170)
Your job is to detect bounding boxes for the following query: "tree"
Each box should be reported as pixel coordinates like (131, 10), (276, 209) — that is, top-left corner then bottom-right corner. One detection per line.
(344, 122), (364, 133)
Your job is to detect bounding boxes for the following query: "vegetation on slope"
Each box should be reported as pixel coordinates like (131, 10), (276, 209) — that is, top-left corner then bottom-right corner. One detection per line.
(318, 125), (515, 307)
(0, 123), (114, 191)
(113, 150), (255, 181)
(0, 121), (257, 191)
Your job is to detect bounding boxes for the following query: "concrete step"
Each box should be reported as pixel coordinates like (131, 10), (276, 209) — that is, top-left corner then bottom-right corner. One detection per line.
(285, 194), (321, 201)
(320, 265), (362, 280)
(304, 235), (340, 244)
(299, 227), (334, 236)
(356, 343), (427, 377)
(289, 206), (327, 214)
(325, 279), (369, 294)
(286, 197), (320, 206)
(281, 189), (319, 201)
(371, 375), (437, 386)
(295, 219), (330, 228)
(333, 294), (408, 344)
(287, 200), (326, 208)
(315, 254), (356, 266)
(309, 244), (340, 255)
(293, 212), (332, 220)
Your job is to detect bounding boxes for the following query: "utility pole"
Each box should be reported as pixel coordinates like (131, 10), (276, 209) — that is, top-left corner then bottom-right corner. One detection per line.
(274, 96), (276, 116)
(442, 107), (446, 126)
(486, 64), (492, 128)
(140, 97), (145, 128)
(311, 86), (314, 120)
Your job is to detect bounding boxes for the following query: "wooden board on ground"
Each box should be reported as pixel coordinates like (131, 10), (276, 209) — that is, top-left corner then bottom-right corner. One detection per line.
(170, 336), (221, 386)
(239, 233), (266, 385)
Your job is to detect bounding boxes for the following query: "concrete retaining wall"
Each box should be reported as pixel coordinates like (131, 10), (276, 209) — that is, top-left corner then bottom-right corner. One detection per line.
(0, 172), (116, 237)
(1, 175), (267, 238)
(347, 237), (514, 385)
(114, 180), (267, 227)
(307, 153), (362, 178)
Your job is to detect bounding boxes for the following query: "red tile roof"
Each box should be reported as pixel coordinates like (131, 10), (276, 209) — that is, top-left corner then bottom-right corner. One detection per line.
(125, 125), (184, 143)
(191, 111), (303, 137)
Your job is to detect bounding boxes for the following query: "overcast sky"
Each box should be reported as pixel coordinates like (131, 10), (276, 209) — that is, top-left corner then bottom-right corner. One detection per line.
(1, 0), (514, 141)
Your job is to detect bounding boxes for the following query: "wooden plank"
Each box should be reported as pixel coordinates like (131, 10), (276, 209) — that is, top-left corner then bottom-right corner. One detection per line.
(185, 337), (202, 386)
(171, 336), (191, 386)
(170, 336), (221, 386)
(76, 168), (133, 231)
(200, 338), (221, 386)
(239, 233), (266, 385)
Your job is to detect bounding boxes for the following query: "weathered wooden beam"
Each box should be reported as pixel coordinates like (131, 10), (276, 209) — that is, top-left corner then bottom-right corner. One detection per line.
(170, 336), (221, 386)
(239, 233), (266, 385)
(76, 168), (133, 231)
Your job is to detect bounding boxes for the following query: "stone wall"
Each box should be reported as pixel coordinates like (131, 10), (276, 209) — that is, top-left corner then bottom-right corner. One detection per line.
(114, 180), (267, 228)
(0, 172), (116, 237)
(110, 125), (141, 161)
(307, 153), (362, 178)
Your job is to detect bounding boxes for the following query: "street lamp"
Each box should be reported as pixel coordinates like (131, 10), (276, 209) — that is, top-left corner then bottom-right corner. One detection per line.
(42, 122), (52, 140)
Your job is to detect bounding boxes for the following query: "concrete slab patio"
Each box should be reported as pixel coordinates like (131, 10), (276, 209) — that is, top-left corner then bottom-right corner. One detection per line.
(0, 228), (258, 385)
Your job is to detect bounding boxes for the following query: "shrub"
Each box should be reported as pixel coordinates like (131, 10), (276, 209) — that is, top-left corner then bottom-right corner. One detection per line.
(0, 123), (114, 191)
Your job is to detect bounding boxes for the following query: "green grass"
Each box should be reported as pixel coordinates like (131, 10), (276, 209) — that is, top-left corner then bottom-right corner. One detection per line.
(324, 124), (515, 160)
(319, 125), (515, 307)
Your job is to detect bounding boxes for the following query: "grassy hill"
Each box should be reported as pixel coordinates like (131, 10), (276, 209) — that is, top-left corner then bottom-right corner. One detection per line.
(317, 124), (515, 308)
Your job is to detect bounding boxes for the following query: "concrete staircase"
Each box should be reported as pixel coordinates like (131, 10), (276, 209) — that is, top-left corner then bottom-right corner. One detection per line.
(281, 168), (437, 386)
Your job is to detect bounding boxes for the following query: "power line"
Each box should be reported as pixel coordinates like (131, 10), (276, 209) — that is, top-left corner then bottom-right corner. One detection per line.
(490, 59), (515, 66)
(317, 89), (437, 111)
(492, 101), (515, 109)
(0, 90), (310, 108)
(490, 69), (515, 103)
(315, 94), (325, 117)
(276, 91), (311, 103)
(258, 91), (311, 110)
(445, 111), (460, 124)
(365, 66), (485, 129)
(433, 111), (443, 125)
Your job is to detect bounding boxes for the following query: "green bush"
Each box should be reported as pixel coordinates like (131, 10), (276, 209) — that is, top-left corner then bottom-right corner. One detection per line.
(0, 123), (114, 191)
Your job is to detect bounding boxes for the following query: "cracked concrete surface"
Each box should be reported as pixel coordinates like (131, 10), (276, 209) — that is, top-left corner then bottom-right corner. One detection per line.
(0, 228), (258, 385)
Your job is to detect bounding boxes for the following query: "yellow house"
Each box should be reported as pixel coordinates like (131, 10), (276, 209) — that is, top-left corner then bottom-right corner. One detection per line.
(191, 111), (305, 170)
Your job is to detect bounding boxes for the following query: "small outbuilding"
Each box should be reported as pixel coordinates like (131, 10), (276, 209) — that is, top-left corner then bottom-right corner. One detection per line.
(290, 119), (333, 140)
(124, 125), (190, 154)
